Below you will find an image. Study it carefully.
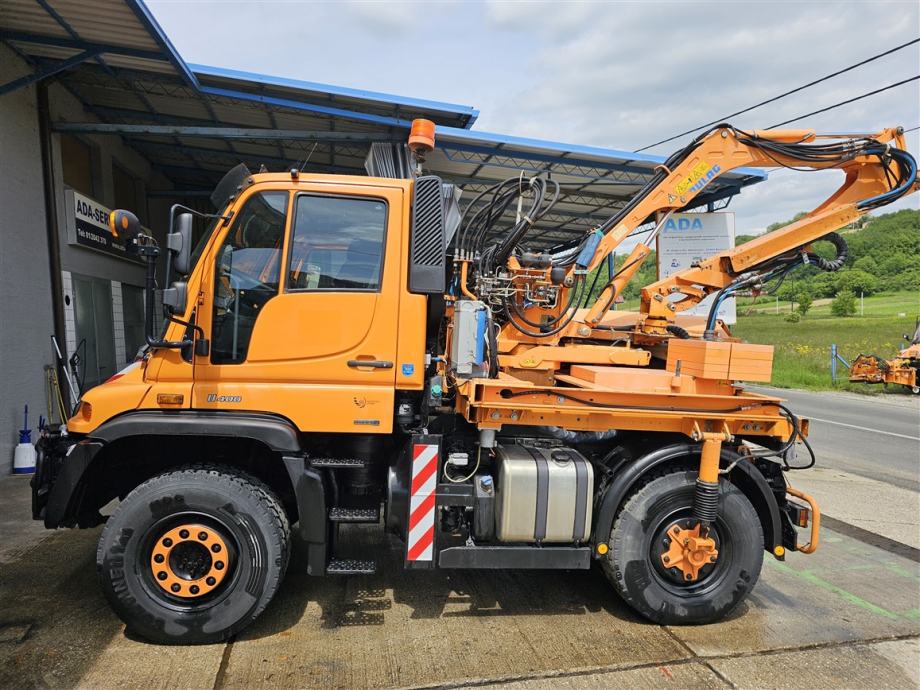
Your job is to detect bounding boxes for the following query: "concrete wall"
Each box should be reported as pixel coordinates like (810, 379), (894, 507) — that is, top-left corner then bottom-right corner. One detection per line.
(0, 44), (56, 473)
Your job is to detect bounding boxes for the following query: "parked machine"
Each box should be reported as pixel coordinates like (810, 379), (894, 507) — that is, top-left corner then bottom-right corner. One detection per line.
(32, 122), (918, 643)
(849, 318), (920, 393)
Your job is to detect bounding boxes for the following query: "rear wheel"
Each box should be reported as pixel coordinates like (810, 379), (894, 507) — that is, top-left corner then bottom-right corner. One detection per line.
(97, 465), (290, 644)
(602, 470), (763, 624)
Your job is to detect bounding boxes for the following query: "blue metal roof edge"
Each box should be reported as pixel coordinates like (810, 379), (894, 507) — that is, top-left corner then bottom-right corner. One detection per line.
(434, 124), (768, 179)
(126, 0), (199, 88)
(189, 63), (480, 128)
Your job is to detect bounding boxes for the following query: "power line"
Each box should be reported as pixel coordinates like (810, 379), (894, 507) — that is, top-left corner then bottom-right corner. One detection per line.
(767, 75), (919, 127)
(635, 37), (920, 152)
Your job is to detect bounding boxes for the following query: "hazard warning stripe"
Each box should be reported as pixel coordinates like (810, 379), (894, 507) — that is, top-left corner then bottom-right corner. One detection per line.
(407, 443), (438, 561)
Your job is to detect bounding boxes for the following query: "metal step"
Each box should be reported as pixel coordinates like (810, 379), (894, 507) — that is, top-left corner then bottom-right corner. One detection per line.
(310, 457), (366, 469)
(329, 506), (380, 523)
(326, 558), (376, 575)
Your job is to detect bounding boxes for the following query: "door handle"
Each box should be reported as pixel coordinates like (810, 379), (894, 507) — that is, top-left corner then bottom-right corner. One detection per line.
(347, 359), (393, 369)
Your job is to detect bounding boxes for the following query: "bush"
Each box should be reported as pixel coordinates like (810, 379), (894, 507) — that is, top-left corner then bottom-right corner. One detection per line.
(835, 269), (878, 296)
(831, 290), (857, 317)
(796, 291), (813, 316)
(784, 312), (801, 323)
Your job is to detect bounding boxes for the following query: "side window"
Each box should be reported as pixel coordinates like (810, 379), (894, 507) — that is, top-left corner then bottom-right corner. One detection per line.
(287, 195), (387, 291)
(211, 191), (288, 364)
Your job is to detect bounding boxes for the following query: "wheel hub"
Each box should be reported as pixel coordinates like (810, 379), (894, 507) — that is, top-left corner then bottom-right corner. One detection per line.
(660, 523), (719, 582)
(150, 524), (229, 598)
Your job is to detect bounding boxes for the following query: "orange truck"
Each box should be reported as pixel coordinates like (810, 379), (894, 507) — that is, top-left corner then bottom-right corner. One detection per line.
(31, 122), (917, 643)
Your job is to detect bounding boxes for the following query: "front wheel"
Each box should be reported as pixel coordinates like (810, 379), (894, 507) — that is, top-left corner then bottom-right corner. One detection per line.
(97, 465), (290, 644)
(602, 470), (763, 624)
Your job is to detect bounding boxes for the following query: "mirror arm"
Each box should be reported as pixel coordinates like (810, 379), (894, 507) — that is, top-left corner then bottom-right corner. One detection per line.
(138, 243), (193, 351)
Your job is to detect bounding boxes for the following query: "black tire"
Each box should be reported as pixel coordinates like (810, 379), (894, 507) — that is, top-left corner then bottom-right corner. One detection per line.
(97, 465), (290, 644)
(602, 470), (763, 625)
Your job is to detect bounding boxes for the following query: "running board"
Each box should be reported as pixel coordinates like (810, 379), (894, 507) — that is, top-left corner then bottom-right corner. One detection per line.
(326, 558), (376, 575)
(329, 507), (380, 523)
(438, 546), (592, 569)
(310, 457), (366, 469)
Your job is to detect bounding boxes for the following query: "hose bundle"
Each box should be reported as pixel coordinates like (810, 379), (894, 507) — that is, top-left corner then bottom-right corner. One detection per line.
(456, 175), (561, 274)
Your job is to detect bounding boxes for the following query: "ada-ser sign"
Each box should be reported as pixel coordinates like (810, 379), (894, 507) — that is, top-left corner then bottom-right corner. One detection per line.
(65, 189), (140, 262)
(657, 212), (736, 325)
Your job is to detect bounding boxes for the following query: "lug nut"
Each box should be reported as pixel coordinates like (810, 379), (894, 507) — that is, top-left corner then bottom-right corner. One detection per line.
(154, 554), (164, 564)
(162, 538), (173, 547)
(179, 529), (189, 539)
(215, 561), (224, 570)
(171, 583), (181, 593)
(157, 571), (167, 581)
(206, 577), (216, 586)
(211, 544), (221, 553)
(198, 531), (208, 541)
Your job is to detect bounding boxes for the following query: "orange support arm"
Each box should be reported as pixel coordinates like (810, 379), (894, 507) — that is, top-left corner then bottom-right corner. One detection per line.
(573, 126), (916, 326)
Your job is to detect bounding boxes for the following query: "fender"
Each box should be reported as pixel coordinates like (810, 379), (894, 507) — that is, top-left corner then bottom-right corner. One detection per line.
(282, 455), (327, 576)
(43, 410), (304, 528)
(90, 410), (302, 451)
(591, 443), (782, 556)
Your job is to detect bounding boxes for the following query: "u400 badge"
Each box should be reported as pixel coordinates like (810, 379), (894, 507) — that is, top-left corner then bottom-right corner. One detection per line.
(206, 394), (242, 403)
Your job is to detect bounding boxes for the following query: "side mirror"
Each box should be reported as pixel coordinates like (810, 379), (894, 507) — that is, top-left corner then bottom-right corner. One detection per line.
(108, 209), (142, 243)
(168, 212), (194, 275)
(162, 281), (187, 313)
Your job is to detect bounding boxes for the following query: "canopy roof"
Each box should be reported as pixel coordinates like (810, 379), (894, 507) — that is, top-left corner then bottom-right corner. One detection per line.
(1, 0), (765, 249)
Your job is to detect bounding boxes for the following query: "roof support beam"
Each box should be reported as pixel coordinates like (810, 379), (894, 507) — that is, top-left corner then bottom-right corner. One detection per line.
(0, 48), (101, 95)
(50, 123), (399, 141)
(198, 85), (414, 128)
(0, 29), (167, 61)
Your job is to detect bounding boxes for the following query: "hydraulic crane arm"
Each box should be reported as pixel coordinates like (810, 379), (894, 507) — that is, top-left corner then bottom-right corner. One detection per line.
(577, 126), (918, 329)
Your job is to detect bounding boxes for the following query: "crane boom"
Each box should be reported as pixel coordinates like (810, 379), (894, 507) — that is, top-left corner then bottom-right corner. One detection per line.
(576, 126), (917, 329)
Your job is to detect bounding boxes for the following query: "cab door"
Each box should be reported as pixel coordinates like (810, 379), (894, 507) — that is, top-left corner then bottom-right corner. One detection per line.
(192, 183), (403, 433)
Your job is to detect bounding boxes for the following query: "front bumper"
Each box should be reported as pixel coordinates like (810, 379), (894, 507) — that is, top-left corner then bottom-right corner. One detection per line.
(31, 431), (103, 528)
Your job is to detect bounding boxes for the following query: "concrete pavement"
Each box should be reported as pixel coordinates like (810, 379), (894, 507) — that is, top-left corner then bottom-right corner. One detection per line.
(1, 473), (918, 690)
(1, 388), (917, 689)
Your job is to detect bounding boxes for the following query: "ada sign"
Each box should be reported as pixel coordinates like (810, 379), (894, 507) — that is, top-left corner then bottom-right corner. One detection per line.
(65, 189), (139, 262)
(657, 212), (736, 324)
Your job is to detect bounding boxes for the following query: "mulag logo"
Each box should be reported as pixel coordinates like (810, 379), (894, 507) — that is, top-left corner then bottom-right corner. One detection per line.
(207, 394), (242, 403)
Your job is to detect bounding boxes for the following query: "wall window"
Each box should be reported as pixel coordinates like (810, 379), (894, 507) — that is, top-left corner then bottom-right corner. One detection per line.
(113, 163), (139, 214)
(211, 191), (288, 364)
(61, 134), (95, 197)
(287, 195), (387, 291)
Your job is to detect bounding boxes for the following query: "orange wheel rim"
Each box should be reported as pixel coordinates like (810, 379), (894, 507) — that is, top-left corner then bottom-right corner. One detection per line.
(150, 524), (230, 599)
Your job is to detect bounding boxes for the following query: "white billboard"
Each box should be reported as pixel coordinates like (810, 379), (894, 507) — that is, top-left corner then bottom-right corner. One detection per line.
(657, 212), (736, 325)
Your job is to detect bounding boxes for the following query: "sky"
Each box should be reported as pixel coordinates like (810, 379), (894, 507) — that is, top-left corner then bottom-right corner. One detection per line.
(146, 0), (920, 235)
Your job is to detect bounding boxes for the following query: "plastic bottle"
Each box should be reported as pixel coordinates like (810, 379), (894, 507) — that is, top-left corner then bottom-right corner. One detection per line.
(12, 405), (36, 474)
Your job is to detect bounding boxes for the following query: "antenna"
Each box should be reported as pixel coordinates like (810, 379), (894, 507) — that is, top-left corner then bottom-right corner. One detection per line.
(299, 141), (319, 173)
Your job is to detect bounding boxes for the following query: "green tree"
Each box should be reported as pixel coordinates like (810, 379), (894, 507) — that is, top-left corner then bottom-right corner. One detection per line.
(853, 256), (878, 274)
(835, 269), (877, 296)
(831, 290), (857, 317)
(795, 290), (813, 316)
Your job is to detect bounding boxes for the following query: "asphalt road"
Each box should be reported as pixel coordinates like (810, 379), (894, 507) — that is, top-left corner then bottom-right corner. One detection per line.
(752, 387), (920, 491)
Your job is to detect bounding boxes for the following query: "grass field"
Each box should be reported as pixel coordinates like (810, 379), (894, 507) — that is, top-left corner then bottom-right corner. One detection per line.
(732, 291), (919, 393)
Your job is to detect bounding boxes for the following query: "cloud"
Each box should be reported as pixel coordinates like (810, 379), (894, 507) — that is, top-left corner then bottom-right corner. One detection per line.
(146, 0), (920, 231)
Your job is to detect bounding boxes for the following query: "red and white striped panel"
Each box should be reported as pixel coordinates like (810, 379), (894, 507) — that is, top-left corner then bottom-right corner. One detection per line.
(407, 443), (438, 562)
